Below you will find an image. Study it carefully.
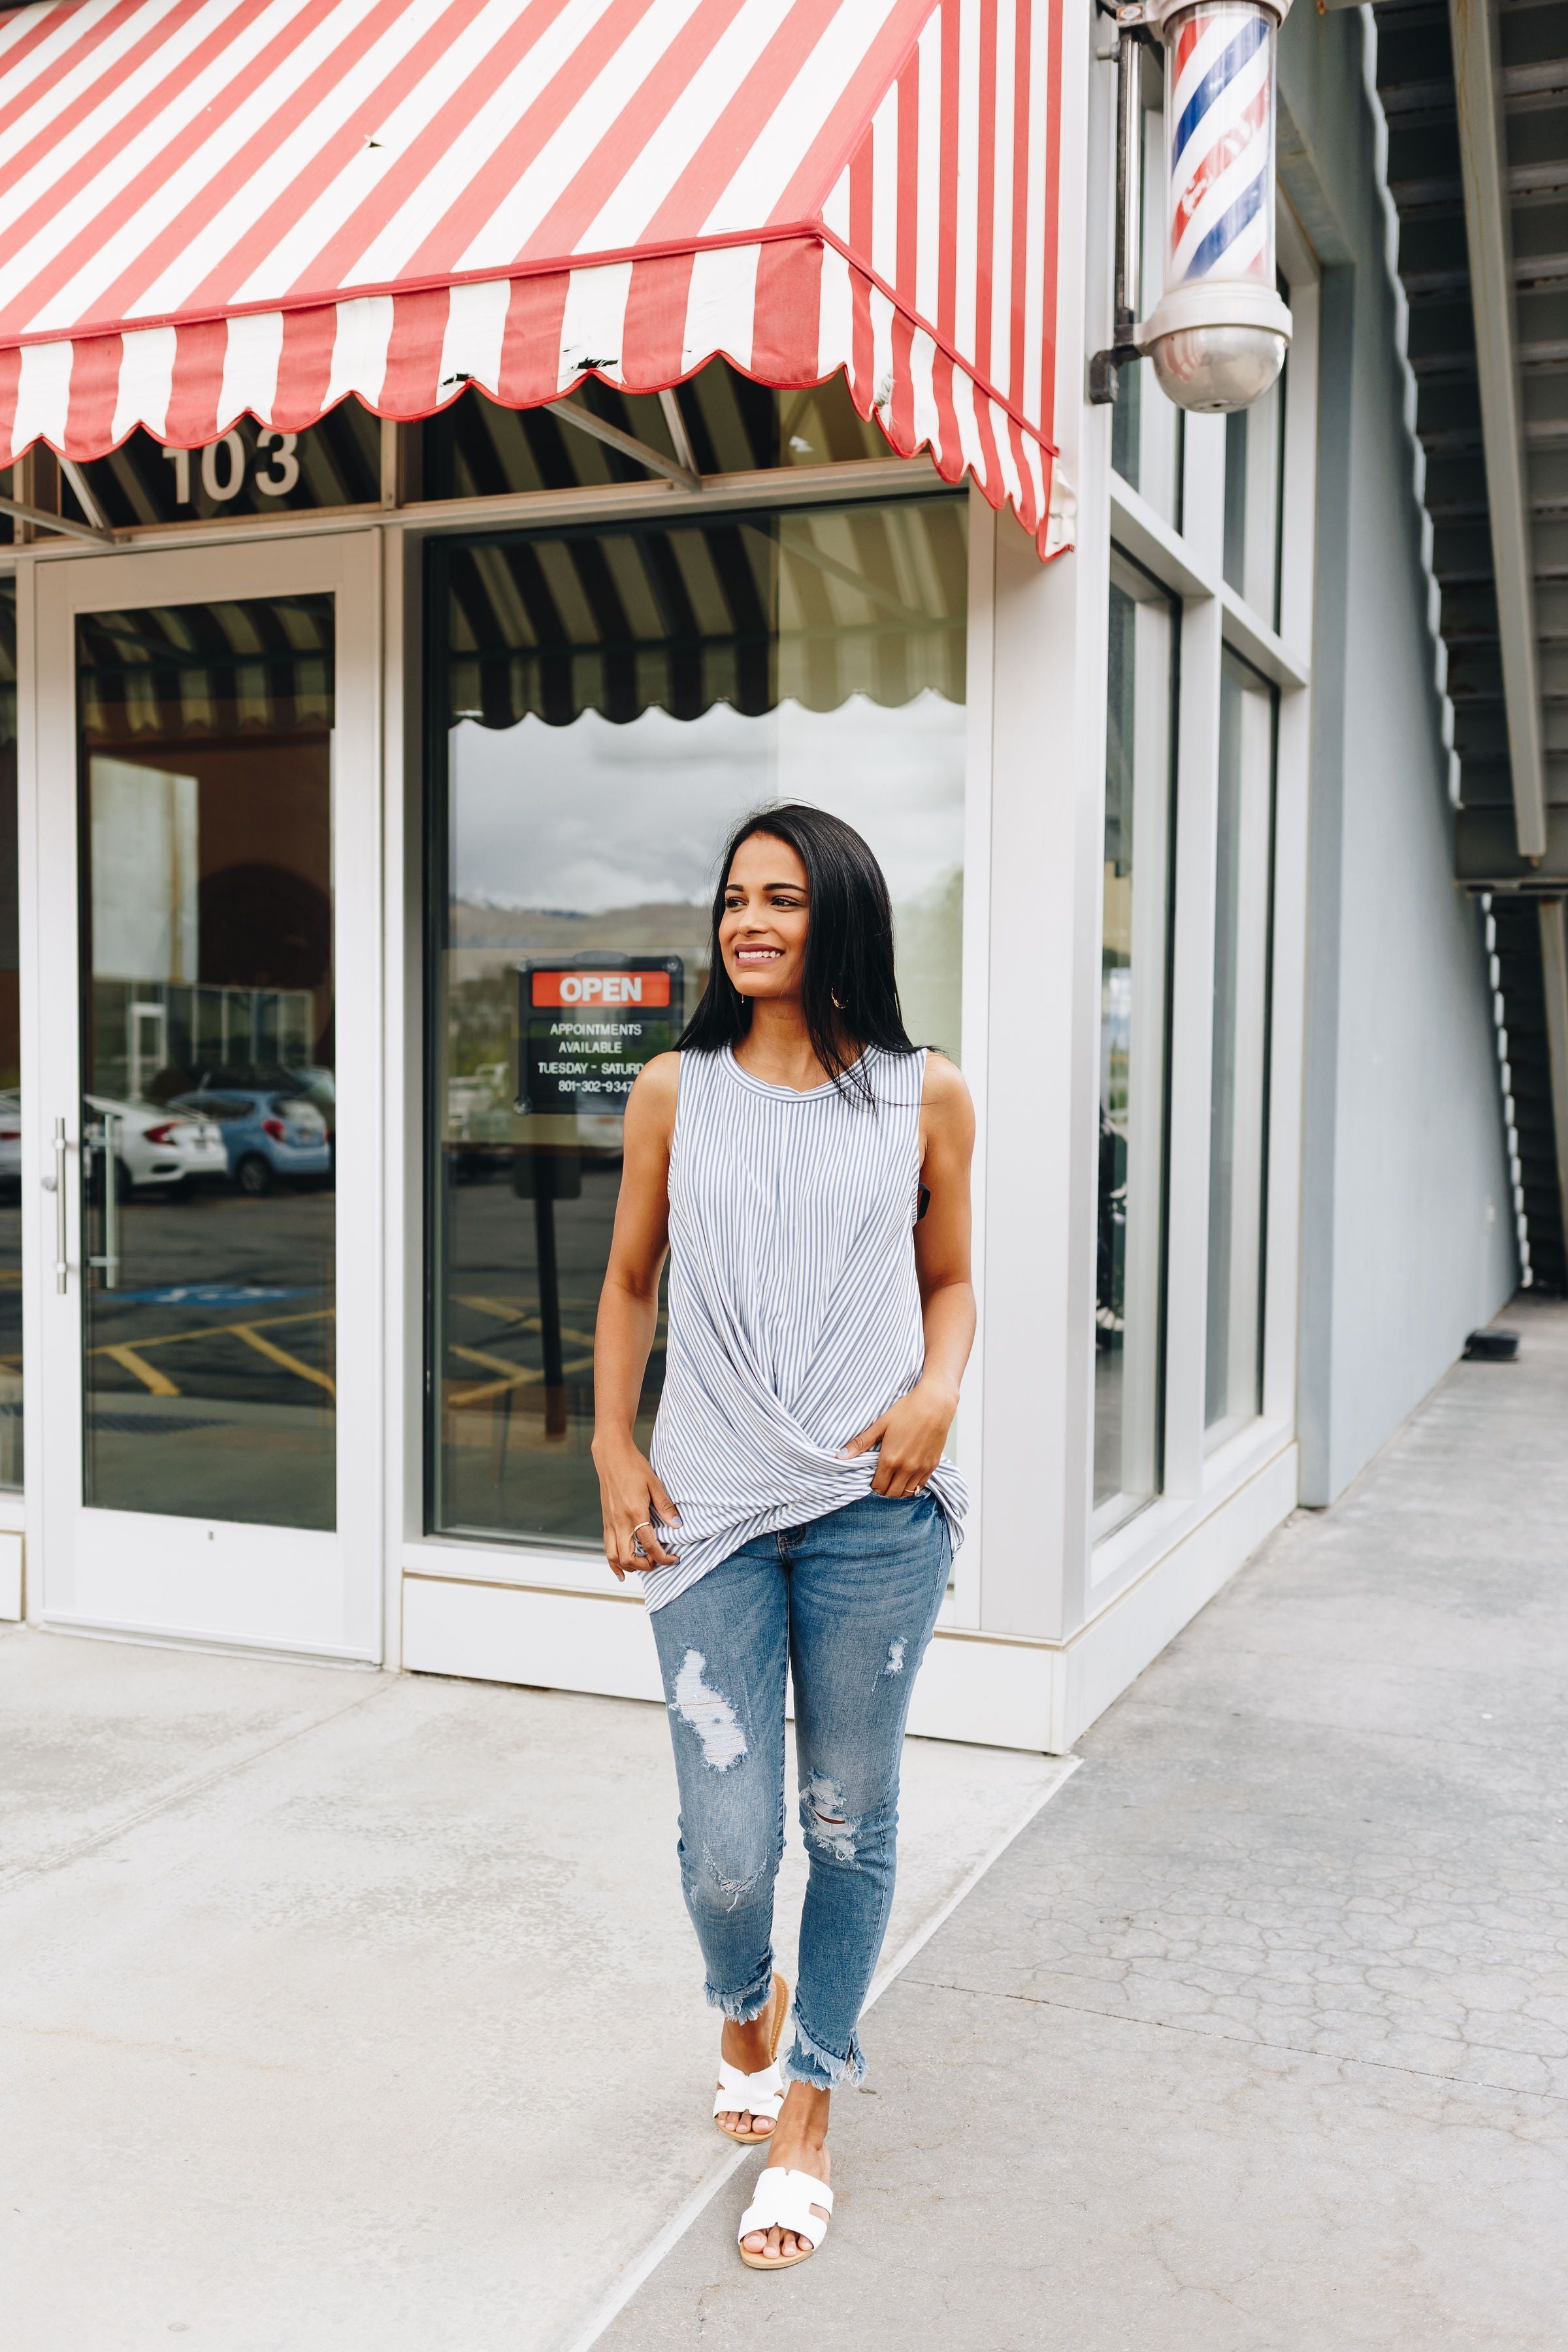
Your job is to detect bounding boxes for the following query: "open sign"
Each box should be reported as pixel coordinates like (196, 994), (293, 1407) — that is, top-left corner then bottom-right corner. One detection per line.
(531, 970), (672, 1009)
(515, 956), (683, 1118)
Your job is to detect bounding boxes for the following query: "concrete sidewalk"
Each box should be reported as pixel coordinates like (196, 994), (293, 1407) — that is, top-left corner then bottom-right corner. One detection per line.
(0, 1593), (1064, 2351)
(603, 1296), (1568, 2351)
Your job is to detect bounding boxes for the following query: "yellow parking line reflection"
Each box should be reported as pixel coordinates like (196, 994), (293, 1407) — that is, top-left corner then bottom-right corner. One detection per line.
(447, 1349), (596, 1409)
(449, 1343), (534, 1380)
(228, 1322), (336, 1399)
(101, 1343), (180, 1398)
(86, 1306), (335, 1356)
(456, 1296), (598, 1349)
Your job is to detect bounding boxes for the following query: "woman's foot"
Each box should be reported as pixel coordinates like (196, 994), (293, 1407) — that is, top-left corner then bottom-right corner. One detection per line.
(715, 1974), (788, 2139)
(740, 2083), (831, 2264)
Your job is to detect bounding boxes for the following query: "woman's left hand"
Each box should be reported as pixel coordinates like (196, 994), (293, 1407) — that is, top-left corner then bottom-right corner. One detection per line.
(841, 1379), (958, 1497)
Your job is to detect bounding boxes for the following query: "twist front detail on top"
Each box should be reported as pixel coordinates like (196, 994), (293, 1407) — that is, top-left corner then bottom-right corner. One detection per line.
(642, 1045), (967, 1613)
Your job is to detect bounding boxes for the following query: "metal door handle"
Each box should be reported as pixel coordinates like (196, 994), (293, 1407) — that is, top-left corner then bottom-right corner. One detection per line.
(88, 1111), (120, 1292)
(48, 1116), (67, 1292)
(103, 1109), (120, 1292)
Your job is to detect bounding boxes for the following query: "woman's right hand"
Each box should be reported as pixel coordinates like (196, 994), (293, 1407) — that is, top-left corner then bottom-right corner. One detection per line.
(592, 1437), (682, 1581)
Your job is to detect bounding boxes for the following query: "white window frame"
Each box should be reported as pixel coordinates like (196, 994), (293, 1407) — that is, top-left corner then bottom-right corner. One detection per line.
(1082, 196), (1318, 1618)
(392, 465), (994, 1639)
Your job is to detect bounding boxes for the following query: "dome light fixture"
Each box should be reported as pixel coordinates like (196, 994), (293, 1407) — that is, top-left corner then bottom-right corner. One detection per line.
(1090, 0), (1294, 417)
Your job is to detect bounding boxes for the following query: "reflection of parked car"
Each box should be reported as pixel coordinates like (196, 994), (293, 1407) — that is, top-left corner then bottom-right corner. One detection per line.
(446, 1064), (514, 1184)
(284, 1064), (335, 1110)
(283, 1065), (335, 1170)
(169, 1088), (331, 1196)
(86, 1094), (229, 1196)
(0, 1089), (19, 1200)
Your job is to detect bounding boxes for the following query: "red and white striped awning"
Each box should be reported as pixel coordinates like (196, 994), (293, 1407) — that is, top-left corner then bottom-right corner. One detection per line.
(0, 0), (1070, 556)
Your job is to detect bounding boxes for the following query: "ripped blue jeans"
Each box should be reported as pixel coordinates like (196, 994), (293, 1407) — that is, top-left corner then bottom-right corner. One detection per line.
(648, 1488), (951, 2089)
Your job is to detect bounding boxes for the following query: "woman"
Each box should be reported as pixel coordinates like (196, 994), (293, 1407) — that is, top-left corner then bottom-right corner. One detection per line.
(592, 804), (975, 2272)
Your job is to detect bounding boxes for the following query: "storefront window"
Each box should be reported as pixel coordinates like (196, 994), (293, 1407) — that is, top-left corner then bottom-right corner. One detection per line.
(1223, 333), (1286, 625)
(76, 598), (336, 1527)
(1096, 557), (1175, 1532)
(429, 491), (968, 1550)
(0, 579), (18, 1487)
(1111, 96), (1183, 527)
(1206, 651), (1275, 1440)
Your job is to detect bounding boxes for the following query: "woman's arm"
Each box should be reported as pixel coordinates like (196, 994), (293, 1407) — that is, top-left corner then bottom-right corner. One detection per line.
(843, 1054), (977, 1496)
(592, 1053), (683, 1580)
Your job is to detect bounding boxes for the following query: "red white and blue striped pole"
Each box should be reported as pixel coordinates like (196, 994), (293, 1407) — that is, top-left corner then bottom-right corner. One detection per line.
(1140, 0), (1294, 412)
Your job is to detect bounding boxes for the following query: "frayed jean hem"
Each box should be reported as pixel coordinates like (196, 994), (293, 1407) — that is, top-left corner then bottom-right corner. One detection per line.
(782, 2006), (866, 2089)
(702, 1956), (777, 2025)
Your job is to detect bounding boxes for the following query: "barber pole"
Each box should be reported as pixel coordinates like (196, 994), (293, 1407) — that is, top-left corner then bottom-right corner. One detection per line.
(1169, 6), (1277, 290)
(1091, 0), (1294, 414)
(1141, 0), (1294, 410)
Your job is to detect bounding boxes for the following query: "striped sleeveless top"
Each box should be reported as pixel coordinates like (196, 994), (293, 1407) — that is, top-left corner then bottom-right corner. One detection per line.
(641, 1043), (968, 1613)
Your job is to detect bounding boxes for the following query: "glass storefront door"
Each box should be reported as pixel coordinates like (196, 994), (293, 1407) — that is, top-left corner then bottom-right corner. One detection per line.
(33, 537), (382, 1657)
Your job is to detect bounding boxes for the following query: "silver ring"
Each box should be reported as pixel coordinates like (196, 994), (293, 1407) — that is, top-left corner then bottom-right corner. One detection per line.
(632, 1520), (653, 1538)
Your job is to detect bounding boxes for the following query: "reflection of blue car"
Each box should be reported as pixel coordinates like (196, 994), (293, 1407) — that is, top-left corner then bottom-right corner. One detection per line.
(169, 1088), (332, 1197)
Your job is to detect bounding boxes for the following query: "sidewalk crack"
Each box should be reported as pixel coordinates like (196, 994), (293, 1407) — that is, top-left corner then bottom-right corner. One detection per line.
(904, 1974), (1568, 2105)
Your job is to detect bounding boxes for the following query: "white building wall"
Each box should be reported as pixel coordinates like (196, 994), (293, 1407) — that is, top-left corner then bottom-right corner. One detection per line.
(1281, 7), (1518, 1505)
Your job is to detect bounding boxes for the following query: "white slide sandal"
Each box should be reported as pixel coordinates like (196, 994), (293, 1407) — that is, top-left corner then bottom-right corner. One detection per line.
(713, 1970), (789, 2144)
(736, 2166), (834, 2269)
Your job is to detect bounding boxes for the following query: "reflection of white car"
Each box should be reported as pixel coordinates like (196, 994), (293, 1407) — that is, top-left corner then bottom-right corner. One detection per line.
(448, 1069), (511, 1143)
(86, 1094), (228, 1194)
(285, 1064), (335, 1107)
(0, 1090), (19, 1199)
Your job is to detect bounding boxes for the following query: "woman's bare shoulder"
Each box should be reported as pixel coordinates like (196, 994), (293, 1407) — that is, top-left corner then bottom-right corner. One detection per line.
(919, 1049), (973, 1116)
(625, 1051), (681, 1134)
(919, 1052), (975, 1160)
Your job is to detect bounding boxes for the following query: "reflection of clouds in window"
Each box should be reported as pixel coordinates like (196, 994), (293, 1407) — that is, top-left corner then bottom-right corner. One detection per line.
(450, 691), (966, 915)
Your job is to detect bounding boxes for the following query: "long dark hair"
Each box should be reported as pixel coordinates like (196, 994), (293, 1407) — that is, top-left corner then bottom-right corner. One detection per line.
(678, 804), (915, 1100)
